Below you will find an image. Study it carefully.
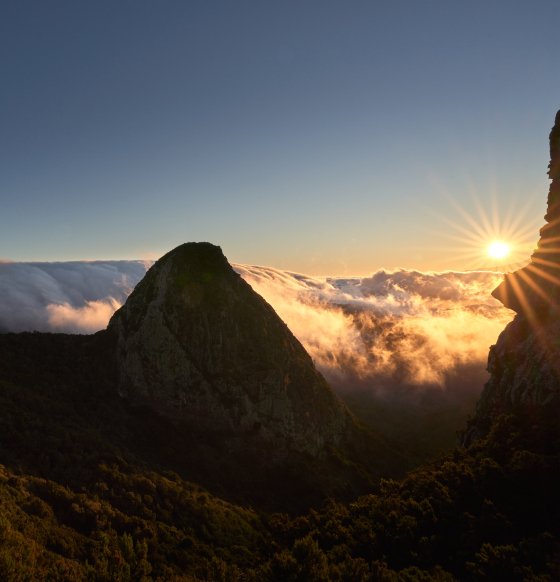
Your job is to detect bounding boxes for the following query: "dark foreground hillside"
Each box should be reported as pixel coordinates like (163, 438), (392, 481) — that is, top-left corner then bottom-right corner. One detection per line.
(0, 331), (363, 579)
(0, 380), (557, 581)
(0, 330), (408, 516)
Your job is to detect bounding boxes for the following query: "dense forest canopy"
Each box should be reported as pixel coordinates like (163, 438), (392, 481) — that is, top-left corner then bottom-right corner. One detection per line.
(0, 330), (558, 581)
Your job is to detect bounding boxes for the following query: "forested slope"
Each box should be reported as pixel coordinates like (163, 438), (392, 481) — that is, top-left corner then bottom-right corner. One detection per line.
(0, 382), (557, 581)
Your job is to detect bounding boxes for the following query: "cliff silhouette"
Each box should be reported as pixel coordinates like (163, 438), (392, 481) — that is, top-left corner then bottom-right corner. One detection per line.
(492, 110), (560, 317)
(461, 111), (560, 445)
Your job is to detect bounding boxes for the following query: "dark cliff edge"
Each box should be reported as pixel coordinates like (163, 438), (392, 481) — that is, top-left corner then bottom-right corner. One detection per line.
(461, 110), (560, 446)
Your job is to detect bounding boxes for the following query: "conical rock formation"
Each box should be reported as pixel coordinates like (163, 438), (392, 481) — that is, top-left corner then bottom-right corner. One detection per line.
(461, 111), (560, 445)
(107, 242), (352, 459)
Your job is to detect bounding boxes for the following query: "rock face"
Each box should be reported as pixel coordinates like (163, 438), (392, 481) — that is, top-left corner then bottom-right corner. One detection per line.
(461, 316), (560, 444)
(461, 111), (560, 445)
(107, 242), (352, 459)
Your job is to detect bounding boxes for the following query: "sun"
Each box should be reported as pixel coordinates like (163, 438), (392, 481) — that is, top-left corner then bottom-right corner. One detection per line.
(427, 190), (541, 271)
(488, 242), (510, 259)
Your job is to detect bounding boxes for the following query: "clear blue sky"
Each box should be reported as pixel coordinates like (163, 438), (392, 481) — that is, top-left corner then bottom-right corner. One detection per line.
(1, 0), (558, 274)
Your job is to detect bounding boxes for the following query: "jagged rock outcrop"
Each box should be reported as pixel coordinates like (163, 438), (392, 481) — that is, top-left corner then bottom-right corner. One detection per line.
(461, 315), (560, 444)
(107, 242), (354, 459)
(461, 111), (560, 445)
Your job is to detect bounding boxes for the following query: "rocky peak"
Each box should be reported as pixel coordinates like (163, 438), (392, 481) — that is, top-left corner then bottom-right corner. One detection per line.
(461, 112), (560, 445)
(107, 242), (352, 459)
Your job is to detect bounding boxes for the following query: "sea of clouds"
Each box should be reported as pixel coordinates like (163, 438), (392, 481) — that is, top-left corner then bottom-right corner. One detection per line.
(0, 260), (512, 416)
(233, 265), (512, 391)
(0, 260), (150, 334)
(231, 264), (513, 445)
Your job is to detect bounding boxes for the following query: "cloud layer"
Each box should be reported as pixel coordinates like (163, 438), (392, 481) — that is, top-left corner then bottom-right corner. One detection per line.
(0, 259), (512, 447)
(0, 261), (150, 334)
(0, 259), (511, 396)
(232, 265), (513, 448)
(233, 265), (512, 391)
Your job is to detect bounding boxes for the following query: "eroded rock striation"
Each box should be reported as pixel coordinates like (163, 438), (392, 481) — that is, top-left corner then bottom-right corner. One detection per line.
(107, 242), (354, 459)
(461, 111), (560, 445)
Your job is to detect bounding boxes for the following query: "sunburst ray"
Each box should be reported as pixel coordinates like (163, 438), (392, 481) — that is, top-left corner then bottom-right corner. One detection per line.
(426, 186), (540, 271)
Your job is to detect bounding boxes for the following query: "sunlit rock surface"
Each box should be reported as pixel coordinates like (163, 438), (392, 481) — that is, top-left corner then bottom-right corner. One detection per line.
(462, 111), (560, 445)
(107, 242), (353, 458)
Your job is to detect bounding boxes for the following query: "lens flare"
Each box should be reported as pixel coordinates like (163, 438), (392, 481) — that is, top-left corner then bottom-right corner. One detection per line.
(426, 185), (540, 271)
(488, 242), (509, 258)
